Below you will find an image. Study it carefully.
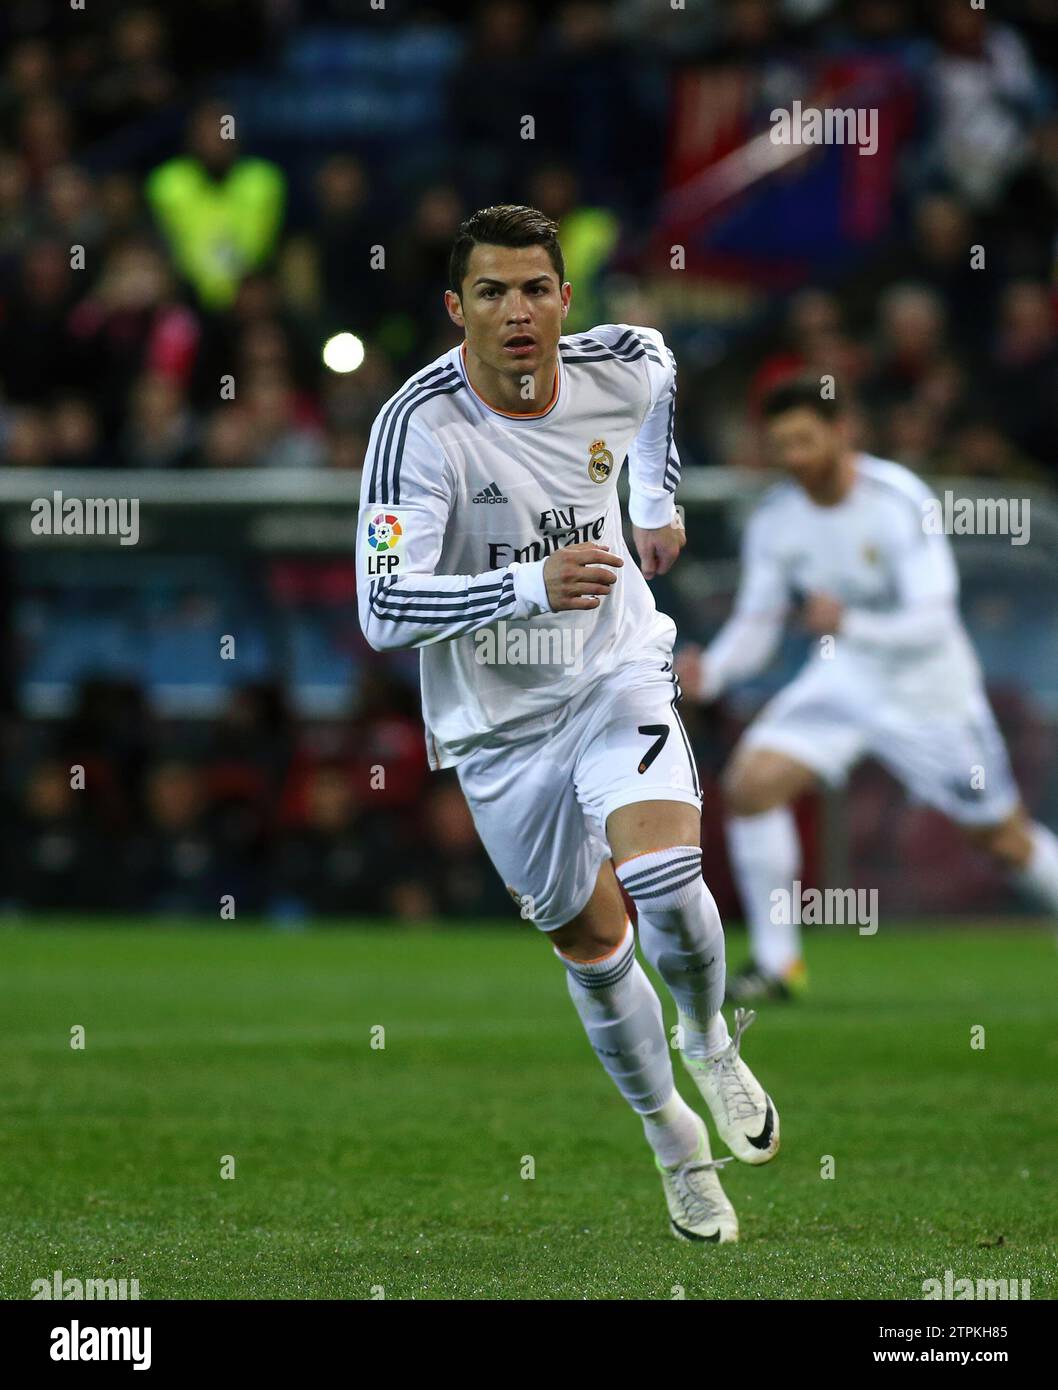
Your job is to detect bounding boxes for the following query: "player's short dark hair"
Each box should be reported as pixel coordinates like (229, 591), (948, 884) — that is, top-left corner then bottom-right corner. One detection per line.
(448, 205), (565, 296)
(761, 377), (844, 422)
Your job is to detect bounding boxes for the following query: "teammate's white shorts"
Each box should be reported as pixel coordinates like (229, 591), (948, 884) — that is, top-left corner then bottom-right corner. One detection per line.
(738, 658), (1020, 826)
(456, 657), (704, 932)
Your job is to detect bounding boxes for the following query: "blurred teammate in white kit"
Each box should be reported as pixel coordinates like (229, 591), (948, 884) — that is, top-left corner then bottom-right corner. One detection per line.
(676, 378), (1058, 1002)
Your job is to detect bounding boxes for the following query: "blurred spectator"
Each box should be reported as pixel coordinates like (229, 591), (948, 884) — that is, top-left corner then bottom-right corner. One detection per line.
(97, 172), (151, 250)
(861, 283), (965, 425)
(384, 185), (465, 370)
(200, 407), (255, 467)
(192, 270), (316, 411)
(991, 114), (1058, 280)
(5, 761), (114, 911)
(450, 1), (545, 197)
(82, 7), (178, 143)
(0, 239), (78, 405)
(66, 237), (200, 438)
(543, 1), (666, 214)
(269, 762), (395, 918)
(3, 407), (53, 467)
(936, 411), (1040, 483)
(881, 400), (942, 473)
(0, 41), (56, 131)
(279, 667), (426, 827)
(146, 99), (286, 311)
(385, 777), (518, 921)
(39, 163), (104, 255)
(312, 155), (384, 337)
(924, 0), (1043, 207)
(18, 96), (73, 183)
(749, 289), (870, 416)
(840, 0), (918, 48)
(244, 367), (326, 469)
(320, 351), (398, 438)
(851, 193), (995, 360)
(326, 427), (368, 470)
(205, 689), (282, 912)
(984, 280), (1058, 470)
(0, 148), (31, 259)
(119, 370), (198, 468)
(126, 761), (221, 914)
(528, 162), (618, 332)
(344, 668), (429, 811)
(51, 395), (104, 468)
(209, 682), (294, 795)
(56, 678), (152, 818)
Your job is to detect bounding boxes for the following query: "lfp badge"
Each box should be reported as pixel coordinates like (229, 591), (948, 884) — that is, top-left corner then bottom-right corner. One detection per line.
(366, 511), (404, 574)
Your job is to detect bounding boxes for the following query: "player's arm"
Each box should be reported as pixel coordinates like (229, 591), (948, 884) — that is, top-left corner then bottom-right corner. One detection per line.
(357, 418), (621, 651)
(357, 417), (542, 651)
(625, 325), (685, 579)
(676, 510), (789, 701)
(812, 502), (960, 650)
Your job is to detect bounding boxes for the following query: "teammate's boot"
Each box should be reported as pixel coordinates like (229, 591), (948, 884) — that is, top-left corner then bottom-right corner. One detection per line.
(725, 958), (807, 1004)
(656, 1114), (738, 1244)
(680, 1007), (780, 1165)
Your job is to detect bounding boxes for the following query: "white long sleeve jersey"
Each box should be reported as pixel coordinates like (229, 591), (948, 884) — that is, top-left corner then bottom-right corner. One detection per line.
(703, 453), (985, 719)
(356, 324), (682, 769)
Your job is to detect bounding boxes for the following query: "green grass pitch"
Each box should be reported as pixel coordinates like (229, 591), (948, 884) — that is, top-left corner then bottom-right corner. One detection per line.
(1, 919), (1054, 1300)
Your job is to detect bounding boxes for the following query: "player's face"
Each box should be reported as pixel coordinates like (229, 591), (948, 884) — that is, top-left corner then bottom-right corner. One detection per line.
(446, 244), (571, 373)
(765, 407), (844, 487)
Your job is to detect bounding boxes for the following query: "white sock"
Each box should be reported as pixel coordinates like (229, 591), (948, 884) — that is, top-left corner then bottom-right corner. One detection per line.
(616, 846), (727, 1026)
(555, 919), (674, 1114)
(1013, 822), (1058, 915)
(725, 808), (802, 977)
(641, 1090), (702, 1168)
(678, 1009), (731, 1062)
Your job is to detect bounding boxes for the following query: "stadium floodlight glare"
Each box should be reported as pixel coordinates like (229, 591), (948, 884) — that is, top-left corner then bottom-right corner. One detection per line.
(322, 332), (365, 373)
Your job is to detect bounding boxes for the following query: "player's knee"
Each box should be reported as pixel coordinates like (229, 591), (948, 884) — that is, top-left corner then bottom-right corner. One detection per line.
(965, 811), (1032, 867)
(615, 846), (703, 922)
(549, 916), (627, 963)
(549, 881), (628, 960)
(721, 760), (783, 816)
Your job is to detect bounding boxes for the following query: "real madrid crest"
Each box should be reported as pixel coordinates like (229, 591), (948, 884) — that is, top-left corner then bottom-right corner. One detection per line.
(588, 438), (613, 483)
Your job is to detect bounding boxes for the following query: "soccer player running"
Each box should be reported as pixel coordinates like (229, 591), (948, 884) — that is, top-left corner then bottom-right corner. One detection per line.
(356, 206), (779, 1244)
(676, 378), (1058, 1003)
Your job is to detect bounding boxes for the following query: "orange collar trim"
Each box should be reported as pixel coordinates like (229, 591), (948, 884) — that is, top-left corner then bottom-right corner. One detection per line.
(460, 342), (559, 418)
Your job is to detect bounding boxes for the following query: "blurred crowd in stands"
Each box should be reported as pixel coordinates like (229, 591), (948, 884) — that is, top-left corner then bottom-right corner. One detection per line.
(1, 671), (530, 920)
(2, 0), (1058, 921)
(0, 0), (1055, 478)
(5, 666), (1051, 920)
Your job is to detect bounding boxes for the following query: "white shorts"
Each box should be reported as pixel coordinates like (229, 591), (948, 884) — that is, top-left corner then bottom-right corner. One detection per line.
(456, 658), (704, 932)
(739, 659), (1020, 827)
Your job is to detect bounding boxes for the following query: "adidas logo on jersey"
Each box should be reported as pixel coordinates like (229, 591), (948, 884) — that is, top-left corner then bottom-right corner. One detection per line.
(473, 482), (508, 504)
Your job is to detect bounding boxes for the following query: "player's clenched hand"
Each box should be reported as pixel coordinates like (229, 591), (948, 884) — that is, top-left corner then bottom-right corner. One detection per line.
(674, 643), (706, 701)
(543, 543), (623, 611)
(633, 516), (686, 581)
(802, 592), (844, 635)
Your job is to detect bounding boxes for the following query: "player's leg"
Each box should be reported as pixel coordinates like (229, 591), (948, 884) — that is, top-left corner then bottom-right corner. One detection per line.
(718, 665), (865, 1000)
(455, 727), (732, 1238)
(869, 694), (1058, 924)
(721, 745), (817, 998)
(549, 858), (706, 1170)
(606, 797), (778, 1168)
(549, 858), (678, 1141)
(548, 826), (738, 1241)
(607, 797), (728, 1060)
(574, 659), (779, 1170)
(962, 807), (1058, 919)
